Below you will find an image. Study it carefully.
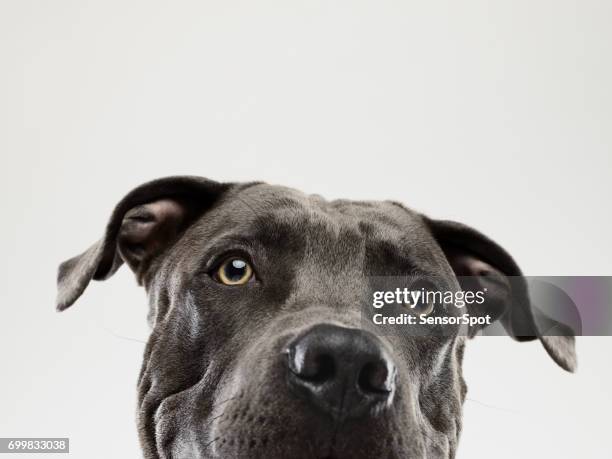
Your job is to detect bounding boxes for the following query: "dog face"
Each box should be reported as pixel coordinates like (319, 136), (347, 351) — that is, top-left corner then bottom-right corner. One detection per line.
(57, 177), (576, 459)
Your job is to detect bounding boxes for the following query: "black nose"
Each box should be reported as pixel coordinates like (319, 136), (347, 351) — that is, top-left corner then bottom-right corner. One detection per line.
(285, 324), (396, 421)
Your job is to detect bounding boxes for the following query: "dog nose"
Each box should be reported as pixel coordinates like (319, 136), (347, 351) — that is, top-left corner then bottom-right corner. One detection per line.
(285, 324), (396, 421)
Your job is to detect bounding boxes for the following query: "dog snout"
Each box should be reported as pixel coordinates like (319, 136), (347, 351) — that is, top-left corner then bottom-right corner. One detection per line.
(285, 323), (396, 421)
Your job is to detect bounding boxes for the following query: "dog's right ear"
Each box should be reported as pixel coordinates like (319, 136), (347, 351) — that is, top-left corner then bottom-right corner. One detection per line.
(56, 176), (232, 311)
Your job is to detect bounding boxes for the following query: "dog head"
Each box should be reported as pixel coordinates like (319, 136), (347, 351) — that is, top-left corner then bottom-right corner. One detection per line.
(57, 176), (576, 458)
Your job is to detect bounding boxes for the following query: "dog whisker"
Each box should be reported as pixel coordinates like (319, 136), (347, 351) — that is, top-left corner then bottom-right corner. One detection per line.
(201, 395), (241, 429)
(102, 326), (147, 344)
(212, 394), (240, 407)
(465, 397), (521, 415)
(203, 435), (221, 450)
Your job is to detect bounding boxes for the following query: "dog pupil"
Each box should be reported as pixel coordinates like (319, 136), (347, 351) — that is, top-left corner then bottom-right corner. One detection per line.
(227, 259), (247, 280)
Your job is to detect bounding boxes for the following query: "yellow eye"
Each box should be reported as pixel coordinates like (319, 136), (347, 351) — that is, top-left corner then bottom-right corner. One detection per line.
(411, 299), (435, 316)
(216, 258), (253, 285)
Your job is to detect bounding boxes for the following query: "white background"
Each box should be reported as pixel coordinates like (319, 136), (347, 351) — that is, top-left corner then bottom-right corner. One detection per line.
(1, 1), (611, 458)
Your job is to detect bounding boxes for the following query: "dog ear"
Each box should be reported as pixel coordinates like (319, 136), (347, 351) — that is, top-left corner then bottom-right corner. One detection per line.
(424, 218), (577, 372)
(56, 176), (231, 312)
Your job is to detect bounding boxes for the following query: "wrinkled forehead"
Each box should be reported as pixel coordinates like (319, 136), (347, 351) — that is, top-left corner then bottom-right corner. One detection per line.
(193, 183), (447, 273)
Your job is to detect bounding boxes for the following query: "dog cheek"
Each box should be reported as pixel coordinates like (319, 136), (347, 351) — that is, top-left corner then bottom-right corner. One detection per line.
(152, 391), (204, 458)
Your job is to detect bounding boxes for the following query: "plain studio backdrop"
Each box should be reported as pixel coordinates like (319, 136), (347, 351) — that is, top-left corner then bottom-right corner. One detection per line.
(1, 1), (611, 458)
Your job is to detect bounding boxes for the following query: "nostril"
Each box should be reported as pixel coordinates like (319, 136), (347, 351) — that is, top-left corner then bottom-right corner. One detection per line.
(304, 354), (335, 383)
(358, 361), (392, 394)
(288, 345), (336, 384)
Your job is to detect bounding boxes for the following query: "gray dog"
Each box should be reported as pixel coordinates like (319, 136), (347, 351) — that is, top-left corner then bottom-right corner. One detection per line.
(56, 176), (576, 458)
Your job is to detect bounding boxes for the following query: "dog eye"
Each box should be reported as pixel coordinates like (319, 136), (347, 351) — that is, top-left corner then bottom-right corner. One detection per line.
(407, 279), (438, 316)
(411, 299), (435, 316)
(216, 258), (254, 285)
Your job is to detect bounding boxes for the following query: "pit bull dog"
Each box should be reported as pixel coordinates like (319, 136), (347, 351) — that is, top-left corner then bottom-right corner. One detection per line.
(56, 176), (576, 458)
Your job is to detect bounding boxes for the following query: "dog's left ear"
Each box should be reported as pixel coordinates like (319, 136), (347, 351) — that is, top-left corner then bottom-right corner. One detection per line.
(56, 176), (232, 312)
(424, 218), (577, 372)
